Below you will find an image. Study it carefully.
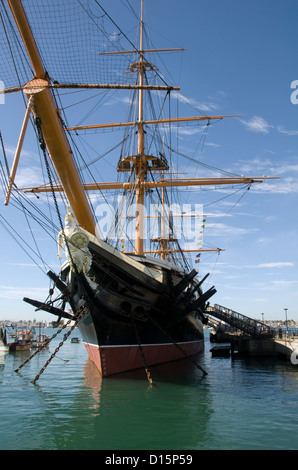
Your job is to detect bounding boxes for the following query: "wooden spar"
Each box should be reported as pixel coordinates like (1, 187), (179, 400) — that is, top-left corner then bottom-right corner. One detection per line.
(20, 176), (278, 194)
(6, 0), (96, 235)
(4, 95), (33, 205)
(98, 48), (186, 55)
(65, 115), (240, 132)
(2, 83), (181, 95)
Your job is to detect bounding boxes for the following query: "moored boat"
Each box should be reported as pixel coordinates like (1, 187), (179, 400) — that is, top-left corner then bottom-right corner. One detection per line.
(32, 334), (50, 349)
(9, 330), (33, 352)
(71, 337), (80, 344)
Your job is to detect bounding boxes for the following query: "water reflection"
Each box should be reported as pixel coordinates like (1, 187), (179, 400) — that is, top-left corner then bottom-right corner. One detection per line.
(78, 353), (213, 450)
(2, 329), (298, 450)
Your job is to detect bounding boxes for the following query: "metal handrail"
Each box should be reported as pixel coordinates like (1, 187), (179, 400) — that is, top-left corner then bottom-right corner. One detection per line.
(206, 304), (275, 338)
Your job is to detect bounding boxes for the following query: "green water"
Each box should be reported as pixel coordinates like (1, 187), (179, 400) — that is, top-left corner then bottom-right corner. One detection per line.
(1, 329), (298, 450)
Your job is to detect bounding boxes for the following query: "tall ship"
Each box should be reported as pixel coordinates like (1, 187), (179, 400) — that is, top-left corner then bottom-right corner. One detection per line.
(0, 0), (275, 377)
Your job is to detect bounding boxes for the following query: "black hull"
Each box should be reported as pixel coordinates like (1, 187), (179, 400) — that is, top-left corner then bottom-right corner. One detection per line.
(58, 236), (214, 376)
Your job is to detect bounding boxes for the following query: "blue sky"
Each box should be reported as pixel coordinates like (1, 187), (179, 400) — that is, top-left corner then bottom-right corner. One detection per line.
(0, 0), (298, 322)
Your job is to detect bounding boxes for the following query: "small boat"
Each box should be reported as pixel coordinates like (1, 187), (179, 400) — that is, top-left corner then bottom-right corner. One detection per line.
(9, 330), (33, 352)
(71, 337), (81, 344)
(32, 333), (50, 348)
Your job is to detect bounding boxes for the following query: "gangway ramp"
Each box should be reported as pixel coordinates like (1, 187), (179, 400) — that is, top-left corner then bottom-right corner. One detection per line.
(206, 304), (275, 339)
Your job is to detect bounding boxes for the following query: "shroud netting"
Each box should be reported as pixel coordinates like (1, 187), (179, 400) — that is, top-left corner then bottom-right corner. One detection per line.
(0, 0), (138, 89)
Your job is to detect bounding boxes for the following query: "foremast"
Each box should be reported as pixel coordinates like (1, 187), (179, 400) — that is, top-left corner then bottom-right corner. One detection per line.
(6, 0), (96, 236)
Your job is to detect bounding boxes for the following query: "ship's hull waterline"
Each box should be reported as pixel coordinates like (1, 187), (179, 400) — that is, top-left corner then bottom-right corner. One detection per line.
(83, 339), (204, 377)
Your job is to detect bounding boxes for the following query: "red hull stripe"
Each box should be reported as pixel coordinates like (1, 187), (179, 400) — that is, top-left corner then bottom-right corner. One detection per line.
(84, 341), (203, 377)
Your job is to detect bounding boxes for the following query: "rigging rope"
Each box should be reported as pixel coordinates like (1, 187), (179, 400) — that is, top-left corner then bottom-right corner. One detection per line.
(0, 214), (52, 274)
(204, 184), (251, 232)
(34, 116), (81, 275)
(146, 311), (208, 377)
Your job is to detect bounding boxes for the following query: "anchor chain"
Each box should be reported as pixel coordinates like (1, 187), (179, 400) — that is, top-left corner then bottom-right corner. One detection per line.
(130, 314), (155, 387)
(28, 306), (87, 384)
(15, 337), (50, 373)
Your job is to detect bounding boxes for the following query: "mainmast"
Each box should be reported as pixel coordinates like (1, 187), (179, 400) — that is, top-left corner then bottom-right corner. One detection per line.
(135, 0), (145, 255)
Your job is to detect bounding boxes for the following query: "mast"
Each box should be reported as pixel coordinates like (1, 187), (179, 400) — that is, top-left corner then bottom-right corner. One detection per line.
(135, 0), (145, 255)
(6, 0), (277, 262)
(160, 171), (166, 260)
(6, 0), (96, 235)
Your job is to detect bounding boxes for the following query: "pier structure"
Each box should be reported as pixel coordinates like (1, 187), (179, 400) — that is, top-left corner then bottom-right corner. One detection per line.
(207, 304), (298, 362)
(206, 304), (275, 338)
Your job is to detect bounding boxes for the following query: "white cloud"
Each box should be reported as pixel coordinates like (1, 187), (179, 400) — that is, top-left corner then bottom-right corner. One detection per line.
(240, 118), (298, 138)
(231, 156), (298, 193)
(173, 126), (205, 136)
(205, 142), (220, 148)
(277, 126), (298, 136)
(0, 285), (48, 300)
(256, 236), (275, 244)
(234, 157), (274, 174)
(277, 163), (298, 174)
(172, 91), (219, 113)
(248, 262), (294, 269)
(253, 178), (298, 194)
(272, 280), (298, 287)
(240, 116), (271, 134)
(234, 157), (298, 177)
(5, 146), (39, 160)
(206, 222), (258, 237)
(15, 166), (43, 187)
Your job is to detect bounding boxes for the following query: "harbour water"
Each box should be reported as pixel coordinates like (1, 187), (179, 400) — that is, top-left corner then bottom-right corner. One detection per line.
(1, 328), (298, 451)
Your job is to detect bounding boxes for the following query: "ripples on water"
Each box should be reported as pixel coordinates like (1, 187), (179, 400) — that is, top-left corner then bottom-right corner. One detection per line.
(1, 329), (298, 450)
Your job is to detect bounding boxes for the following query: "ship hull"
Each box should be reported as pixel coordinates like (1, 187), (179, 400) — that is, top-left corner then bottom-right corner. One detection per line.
(9, 342), (31, 351)
(83, 339), (203, 377)
(75, 285), (205, 377)
(60, 235), (209, 377)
